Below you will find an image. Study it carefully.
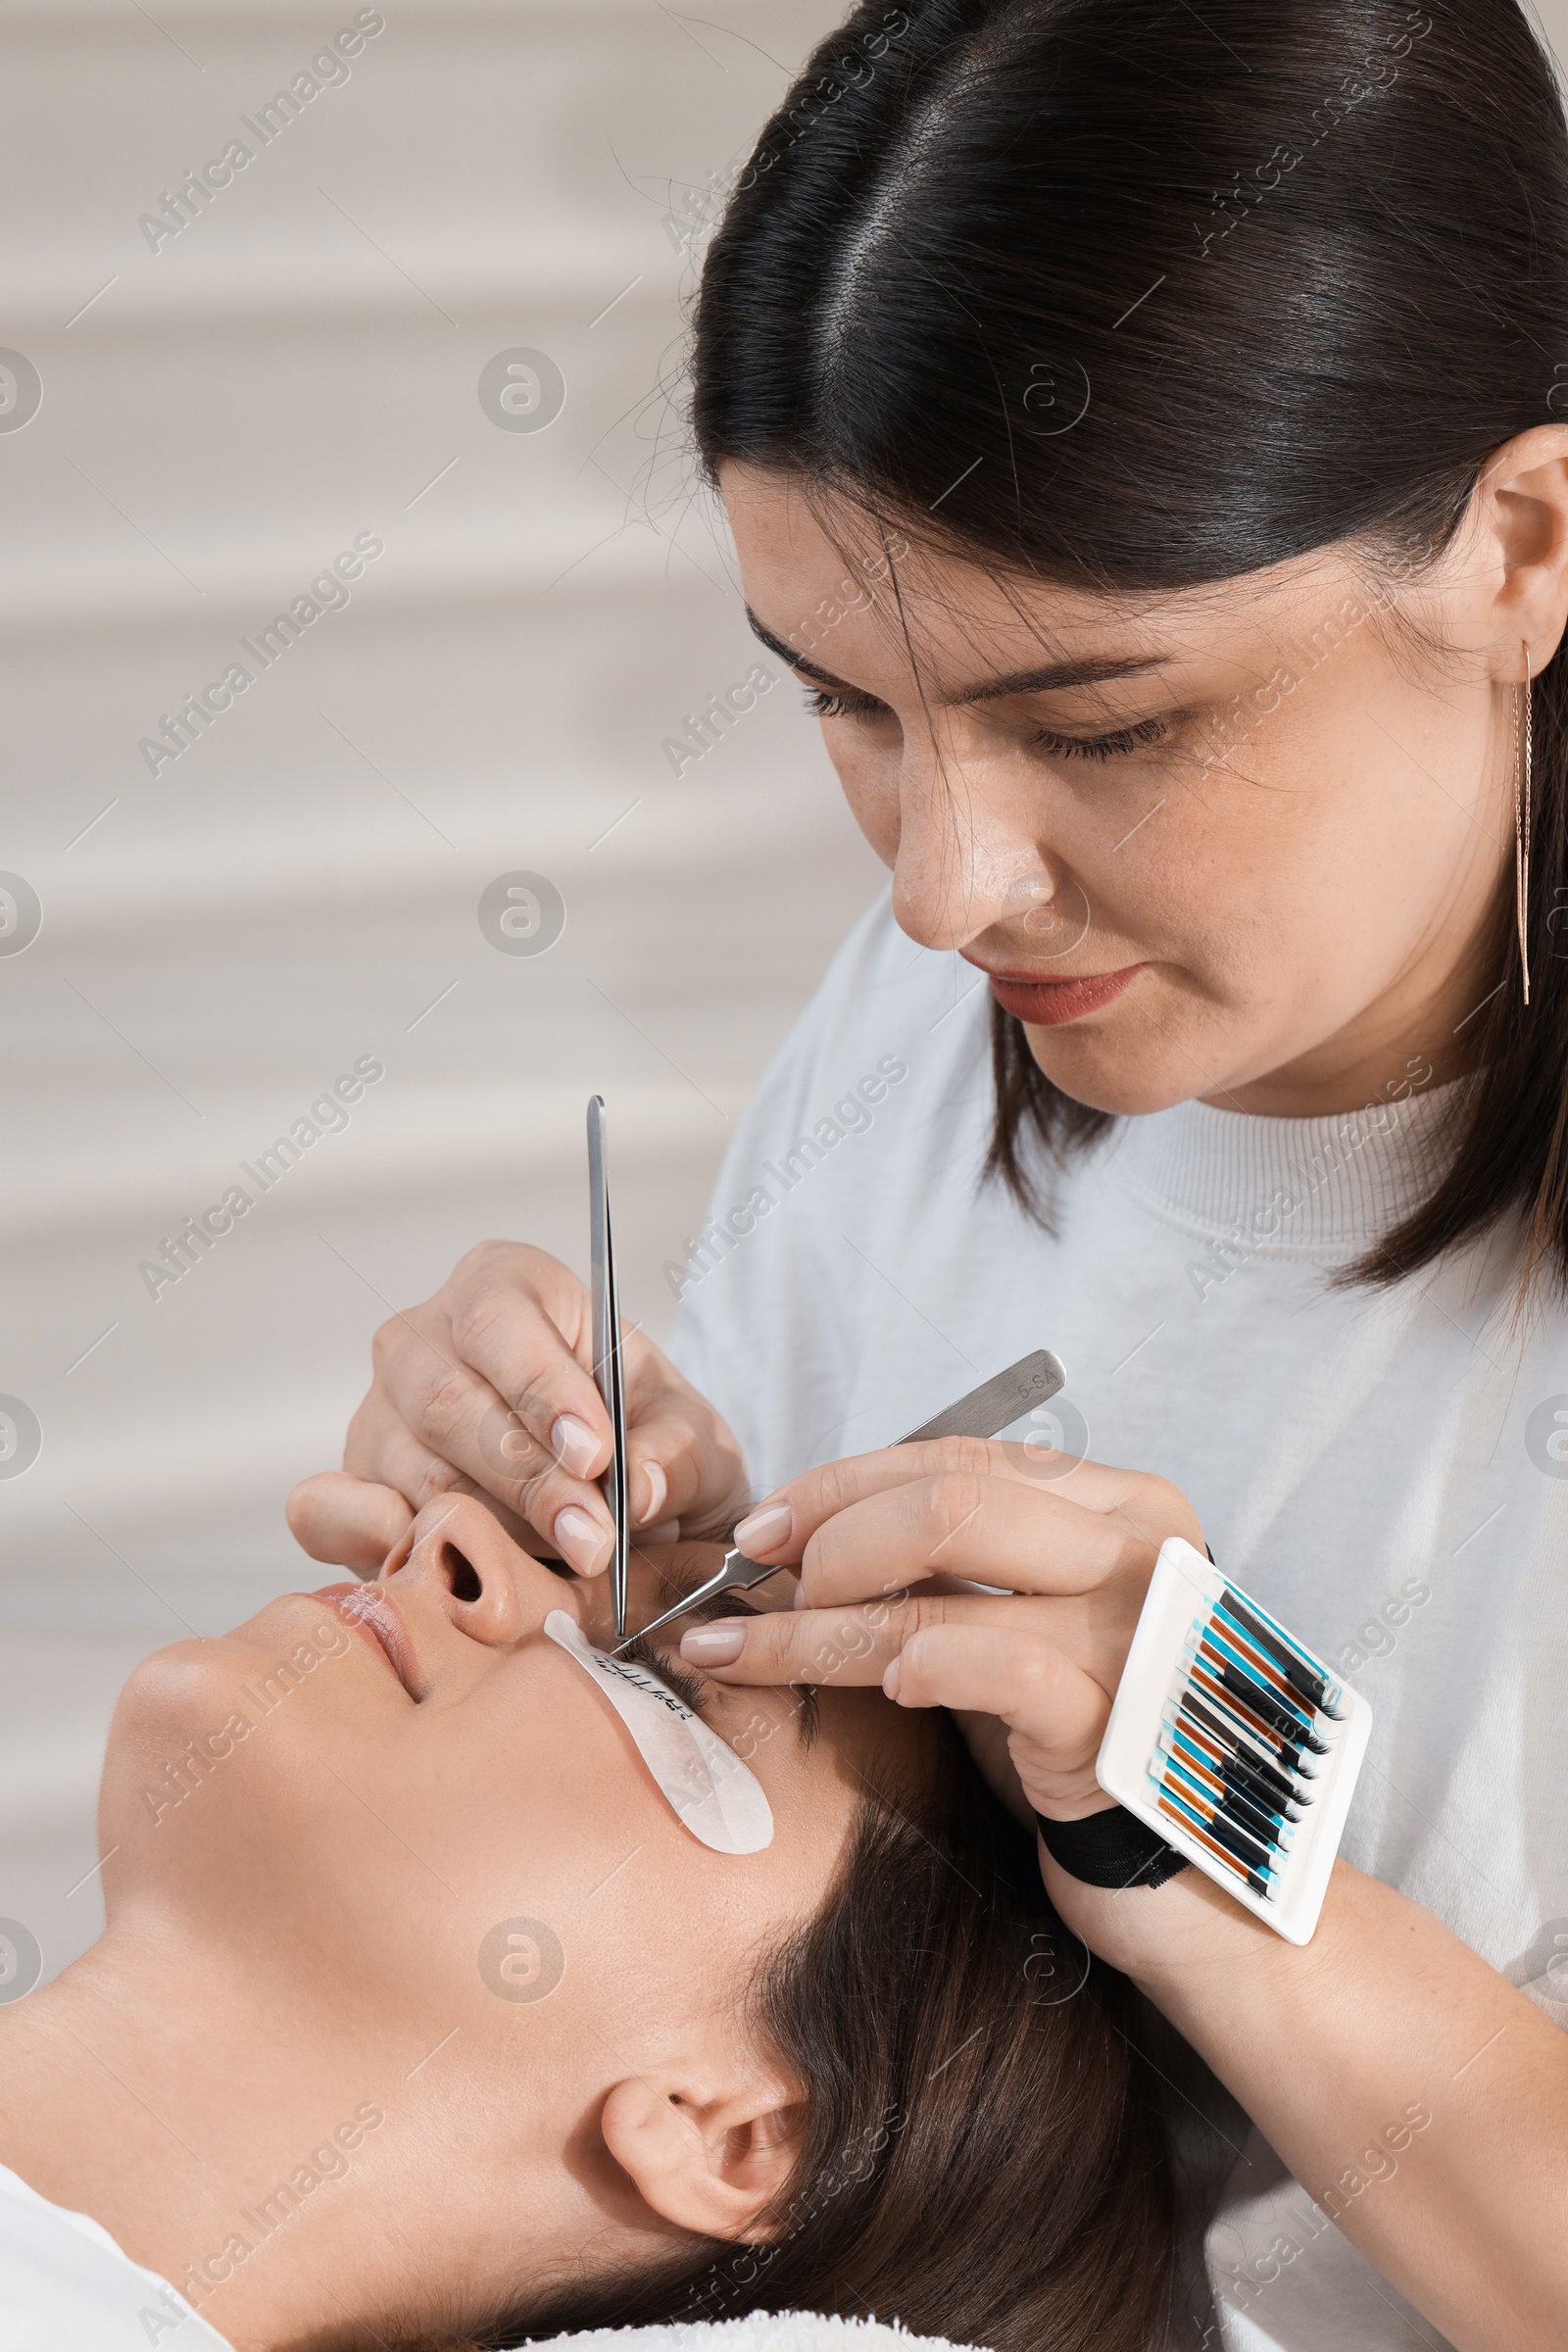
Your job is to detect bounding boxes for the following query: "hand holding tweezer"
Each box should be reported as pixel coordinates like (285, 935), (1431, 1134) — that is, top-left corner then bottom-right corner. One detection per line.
(623, 1346), (1068, 1648)
(587, 1093), (1067, 1647)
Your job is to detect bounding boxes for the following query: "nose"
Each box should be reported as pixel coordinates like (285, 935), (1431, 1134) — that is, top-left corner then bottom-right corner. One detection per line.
(382, 1494), (562, 1649)
(887, 726), (1068, 956)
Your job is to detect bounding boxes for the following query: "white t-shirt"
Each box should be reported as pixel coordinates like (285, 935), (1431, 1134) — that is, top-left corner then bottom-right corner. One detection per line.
(669, 894), (1568, 2352)
(0, 2160), (232, 2350)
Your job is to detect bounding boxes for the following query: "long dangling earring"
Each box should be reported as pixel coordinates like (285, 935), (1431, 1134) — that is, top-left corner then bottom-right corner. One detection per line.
(1516, 642), (1533, 1006)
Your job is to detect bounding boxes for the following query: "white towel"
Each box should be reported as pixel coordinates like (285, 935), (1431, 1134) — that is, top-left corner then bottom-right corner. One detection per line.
(519, 2312), (987, 2352)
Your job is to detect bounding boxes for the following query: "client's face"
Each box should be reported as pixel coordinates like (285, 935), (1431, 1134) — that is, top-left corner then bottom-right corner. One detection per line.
(97, 1497), (913, 2349)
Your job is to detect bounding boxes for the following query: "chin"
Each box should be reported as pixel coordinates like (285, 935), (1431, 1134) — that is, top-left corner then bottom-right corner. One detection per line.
(96, 1611), (360, 1917)
(1024, 1031), (1218, 1117)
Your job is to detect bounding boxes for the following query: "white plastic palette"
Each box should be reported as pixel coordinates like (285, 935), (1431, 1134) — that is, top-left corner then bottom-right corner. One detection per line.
(1096, 1536), (1372, 1944)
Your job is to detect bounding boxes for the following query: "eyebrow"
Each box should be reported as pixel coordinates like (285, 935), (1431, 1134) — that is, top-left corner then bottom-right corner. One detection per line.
(745, 607), (1167, 707)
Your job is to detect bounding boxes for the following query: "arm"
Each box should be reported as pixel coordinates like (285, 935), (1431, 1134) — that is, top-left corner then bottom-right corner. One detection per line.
(677, 1440), (1568, 2352)
(1063, 1852), (1568, 2352)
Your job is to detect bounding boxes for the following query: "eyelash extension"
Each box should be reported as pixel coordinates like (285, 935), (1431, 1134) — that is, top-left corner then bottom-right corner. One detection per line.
(625, 1607), (821, 1749)
(618, 1635), (710, 1719)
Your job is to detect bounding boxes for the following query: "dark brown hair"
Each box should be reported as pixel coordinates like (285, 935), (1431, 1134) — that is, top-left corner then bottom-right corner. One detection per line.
(481, 1717), (1175, 2351)
(688, 0), (1568, 1289)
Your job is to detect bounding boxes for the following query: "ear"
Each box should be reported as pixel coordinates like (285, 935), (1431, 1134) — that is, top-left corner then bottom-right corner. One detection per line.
(600, 2071), (805, 2243)
(1468, 423), (1568, 677)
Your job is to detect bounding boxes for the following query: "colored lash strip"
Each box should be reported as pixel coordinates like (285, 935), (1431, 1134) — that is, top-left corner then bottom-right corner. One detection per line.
(1154, 1788), (1276, 1900)
(1167, 1693), (1311, 1810)
(1215, 1590), (1345, 1718)
(1208, 1602), (1317, 1712)
(1186, 1655), (1321, 1774)
(1174, 1685), (1317, 1796)
(1161, 1768), (1278, 1882)
(1154, 1750), (1292, 1866)
(1098, 1538), (1373, 1945)
(1192, 1621), (1320, 1734)
(1188, 1633), (1332, 1755)
(1158, 1724), (1298, 1843)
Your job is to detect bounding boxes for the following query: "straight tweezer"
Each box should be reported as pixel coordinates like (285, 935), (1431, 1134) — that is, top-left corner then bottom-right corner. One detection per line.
(623, 1346), (1067, 1649)
(587, 1095), (630, 1640)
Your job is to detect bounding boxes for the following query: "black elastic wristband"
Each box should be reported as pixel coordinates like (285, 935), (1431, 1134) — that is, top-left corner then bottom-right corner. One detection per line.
(1035, 1804), (1192, 1890)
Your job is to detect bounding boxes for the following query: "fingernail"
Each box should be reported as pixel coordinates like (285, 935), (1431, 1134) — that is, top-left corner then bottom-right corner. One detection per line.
(792, 1579), (808, 1612)
(733, 1500), (791, 1554)
(551, 1414), (599, 1478)
(553, 1505), (609, 1574)
(882, 1656), (902, 1700)
(636, 1460), (668, 1526)
(680, 1623), (747, 1666)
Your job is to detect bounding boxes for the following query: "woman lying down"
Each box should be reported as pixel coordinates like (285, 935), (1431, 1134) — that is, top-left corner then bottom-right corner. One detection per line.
(0, 1493), (1182, 2352)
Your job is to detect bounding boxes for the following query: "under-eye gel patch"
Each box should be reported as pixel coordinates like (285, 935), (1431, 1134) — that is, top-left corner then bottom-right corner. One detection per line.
(544, 1610), (773, 1854)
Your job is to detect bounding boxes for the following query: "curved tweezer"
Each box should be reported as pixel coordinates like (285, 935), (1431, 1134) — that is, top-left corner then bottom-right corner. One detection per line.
(620, 1346), (1067, 1652)
(587, 1095), (630, 1642)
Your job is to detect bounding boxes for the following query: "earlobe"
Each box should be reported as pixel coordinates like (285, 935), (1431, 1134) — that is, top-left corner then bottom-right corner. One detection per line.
(601, 2073), (804, 2243)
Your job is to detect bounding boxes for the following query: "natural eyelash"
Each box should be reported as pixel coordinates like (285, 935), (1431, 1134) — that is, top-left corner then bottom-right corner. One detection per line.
(617, 1635), (710, 1718)
(623, 1612), (821, 1750)
(1030, 716), (1170, 762)
(804, 683), (881, 722)
(803, 683), (1169, 762)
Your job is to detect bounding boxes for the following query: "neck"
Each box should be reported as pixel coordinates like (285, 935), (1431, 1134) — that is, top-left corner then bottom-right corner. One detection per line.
(0, 1927), (401, 2351)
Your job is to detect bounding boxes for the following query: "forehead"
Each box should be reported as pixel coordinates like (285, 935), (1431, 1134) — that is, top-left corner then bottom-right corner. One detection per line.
(718, 457), (1366, 686)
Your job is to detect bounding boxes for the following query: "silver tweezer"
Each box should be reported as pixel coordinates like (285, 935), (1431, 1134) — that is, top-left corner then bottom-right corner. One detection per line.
(587, 1095), (631, 1641)
(621, 1345), (1067, 1649)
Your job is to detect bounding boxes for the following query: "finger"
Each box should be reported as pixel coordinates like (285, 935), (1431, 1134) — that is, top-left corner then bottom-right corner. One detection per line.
(890, 1621), (1108, 1743)
(734, 1438), (1181, 1562)
(678, 1590), (1094, 1689)
(373, 1297), (607, 1511)
(414, 1259), (740, 1539)
(888, 1624), (1111, 1814)
(620, 1404), (747, 1538)
(447, 1244), (729, 1533)
(444, 1243), (616, 1476)
(286, 1473), (414, 1576)
(346, 1379), (616, 1576)
(795, 1474), (1140, 1613)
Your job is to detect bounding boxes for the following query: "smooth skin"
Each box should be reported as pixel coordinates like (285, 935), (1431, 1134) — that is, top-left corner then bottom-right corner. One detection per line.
(290, 428), (1568, 2349)
(0, 1501), (908, 2352)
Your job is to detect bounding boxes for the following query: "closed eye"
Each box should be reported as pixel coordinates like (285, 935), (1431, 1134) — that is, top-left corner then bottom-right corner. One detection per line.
(622, 1605), (821, 1750)
(616, 1635), (711, 1718)
(805, 683), (886, 722)
(805, 681), (1171, 761)
(1030, 716), (1170, 761)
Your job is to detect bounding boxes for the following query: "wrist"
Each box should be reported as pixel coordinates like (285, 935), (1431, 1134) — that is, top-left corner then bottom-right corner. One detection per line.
(1045, 1837), (1336, 2000)
(1033, 1804), (1191, 1889)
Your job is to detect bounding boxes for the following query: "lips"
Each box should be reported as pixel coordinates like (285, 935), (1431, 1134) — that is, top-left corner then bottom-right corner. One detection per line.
(315, 1585), (421, 1699)
(985, 963), (1145, 1027)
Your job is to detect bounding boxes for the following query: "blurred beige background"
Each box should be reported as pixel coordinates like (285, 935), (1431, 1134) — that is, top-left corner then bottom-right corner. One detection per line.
(7, 0), (1568, 1991)
(0, 0), (879, 1982)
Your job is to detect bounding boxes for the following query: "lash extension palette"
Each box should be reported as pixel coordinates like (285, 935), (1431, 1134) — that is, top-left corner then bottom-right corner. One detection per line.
(1097, 1537), (1373, 1944)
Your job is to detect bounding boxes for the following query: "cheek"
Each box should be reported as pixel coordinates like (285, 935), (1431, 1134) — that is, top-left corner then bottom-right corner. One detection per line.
(825, 724), (903, 864)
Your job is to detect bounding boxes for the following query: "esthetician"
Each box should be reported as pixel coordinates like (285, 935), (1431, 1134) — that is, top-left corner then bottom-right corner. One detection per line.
(290, 2), (1568, 2345)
